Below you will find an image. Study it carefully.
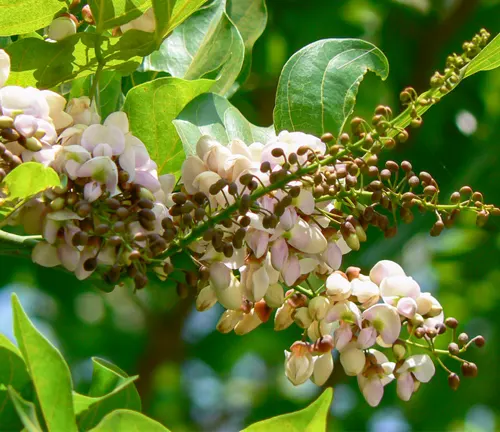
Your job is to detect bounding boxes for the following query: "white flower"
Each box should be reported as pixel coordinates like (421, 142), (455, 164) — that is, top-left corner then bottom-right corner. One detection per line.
(274, 302), (294, 331)
(212, 274), (242, 311)
(362, 304), (401, 345)
(397, 354), (435, 401)
(41, 90), (73, 130)
(121, 8), (156, 33)
(0, 49), (10, 87)
(370, 260), (406, 285)
(287, 219), (327, 254)
(357, 350), (395, 407)
(241, 261), (270, 302)
(216, 310), (243, 333)
(340, 343), (365, 376)
(380, 275), (421, 306)
(284, 341), (314, 385)
(47, 16), (77, 41)
(66, 97), (101, 125)
(196, 285), (217, 311)
(325, 300), (361, 326)
(32, 242), (61, 267)
(307, 320), (333, 341)
(308, 296), (330, 321)
(351, 277), (380, 308)
(77, 156), (118, 201)
(325, 272), (351, 300)
(234, 309), (262, 335)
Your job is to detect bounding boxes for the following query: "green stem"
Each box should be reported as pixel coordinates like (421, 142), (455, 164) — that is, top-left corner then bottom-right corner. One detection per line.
(0, 230), (40, 258)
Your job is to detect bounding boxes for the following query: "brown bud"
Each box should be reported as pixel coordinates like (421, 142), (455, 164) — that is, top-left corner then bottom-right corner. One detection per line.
(321, 132), (334, 143)
(458, 333), (469, 347)
(448, 373), (460, 390)
(448, 342), (460, 355)
(430, 220), (444, 237)
(445, 317), (458, 329)
(254, 300), (272, 323)
(474, 336), (485, 348)
(461, 362), (478, 378)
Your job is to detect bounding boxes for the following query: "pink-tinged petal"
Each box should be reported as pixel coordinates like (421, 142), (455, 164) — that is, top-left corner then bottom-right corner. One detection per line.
(83, 181), (103, 202)
(134, 170), (160, 192)
(370, 260), (406, 285)
(397, 372), (414, 401)
(75, 247), (97, 280)
(32, 242), (60, 267)
(43, 219), (60, 244)
(397, 297), (417, 319)
(340, 345), (365, 375)
(336, 237), (351, 255)
(247, 230), (269, 259)
(362, 304), (401, 345)
(282, 255), (300, 286)
(270, 237), (288, 270)
(380, 275), (421, 304)
(119, 147), (136, 181)
(205, 143), (232, 175)
(323, 242), (342, 270)
(234, 309), (262, 335)
(334, 323), (353, 351)
(299, 258), (318, 275)
(93, 143), (113, 157)
(216, 309), (243, 332)
(215, 276), (242, 310)
(295, 189), (315, 214)
(288, 219), (327, 254)
(358, 326), (377, 349)
(57, 244), (79, 271)
(251, 265), (270, 302)
(65, 160), (81, 179)
(325, 273), (351, 299)
(196, 285), (217, 312)
(81, 124), (125, 155)
(14, 114), (37, 138)
(209, 262), (231, 291)
(104, 111), (129, 134)
(359, 376), (384, 407)
(196, 135), (218, 160)
(0, 49), (10, 87)
(41, 90), (73, 130)
(351, 278), (380, 307)
(229, 138), (252, 158)
(325, 301), (360, 325)
(408, 354), (435, 383)
(279, 207), (297, 231)
(159, 174), (175, 196)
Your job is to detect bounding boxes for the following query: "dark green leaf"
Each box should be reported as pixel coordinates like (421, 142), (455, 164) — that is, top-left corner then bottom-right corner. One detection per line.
(145, 0), (245, 95)
(89, 409), (171, 431)
(163, 0), (208, 38)
(173, 92), (275, 155)
(243, 388), (333, 431)
(0, 335), (31, 430)
(7, 387), (42, 432)
(464, 33), (500, 78)
(89, 0), (151, 32)
(0, 0), (66, 36)
(227, 0), (267, 52)
(122, 77), (214, 176)
(274, 39), (389, 137)
(11, 294), (78, 432)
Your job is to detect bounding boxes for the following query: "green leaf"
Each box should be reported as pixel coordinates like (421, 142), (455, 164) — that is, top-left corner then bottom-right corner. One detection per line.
(0, 0), (67, 36)
(173, 92), (275, 155)
(6, 33), (142, 89)
(243, 388), (333, 432)
(11, 294), (78, 432)
(7, 387), (42, 432)
(89, 0), (151, 32)
(145, 0), (245, 95)
(227, 0), (267, 52)
(89, 409), (171, 431)
(70, 71), (124, 120)
(123, 77), (214, 176)
(1, 162), (60, 201)
(274, 39), (389, 137)
(74, 358), (140, 431)
(464, 33), (500, 78)
(161, 0), (208, 38)
(0, 335), (31, 430)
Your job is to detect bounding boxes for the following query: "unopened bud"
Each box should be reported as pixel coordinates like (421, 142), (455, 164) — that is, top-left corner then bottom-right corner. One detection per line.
(392, 340), (406, 360)
(458, 333), (469, 346)
(461, 362), (478, 378)
(448, 342), (460, 355)
(294, 307), (313, 329)
(47, 16), (77, 41)
(216, 309), (243, 333)
(254, 300), (272, 323)
(196, 285), (217, 311)
(445, 317), (458, 329)
(448, 373), (460, 390)
(264, 283), (285, 308)
(308, 296), (330, 321)
(474, 336), (485, 348)
(274, 303), (294, 331)
(234, 309), (262, 335)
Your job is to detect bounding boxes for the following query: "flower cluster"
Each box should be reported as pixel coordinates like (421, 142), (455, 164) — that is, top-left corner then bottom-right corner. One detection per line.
(0, 44), (491, 408)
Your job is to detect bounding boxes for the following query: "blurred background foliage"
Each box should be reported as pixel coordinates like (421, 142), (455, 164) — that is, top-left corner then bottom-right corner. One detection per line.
(1, 0), (500, 430)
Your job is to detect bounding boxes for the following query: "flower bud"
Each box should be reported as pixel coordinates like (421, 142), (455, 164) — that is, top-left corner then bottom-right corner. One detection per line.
(254, 300), (272, 323)
(234, 309), (262, 335)
(264, 283), (284, 308)
(393, 340), (406, 360)
(285, 342), (314, 386)
(448, 373), (460, 390)
(308, 296), (330, 321)
(82, 5), (95, 24)
(196, 285), (217, 311)
(312, 353), (334, 386)
(274, 303), (294, 331)
(458, 333), (469, 346)
(216, 310), (243, 333)
(294, 307), (313, 328)
(461, 362), (478, 378)
(325, 272), (351, 299)
(474, 336), (485, 348)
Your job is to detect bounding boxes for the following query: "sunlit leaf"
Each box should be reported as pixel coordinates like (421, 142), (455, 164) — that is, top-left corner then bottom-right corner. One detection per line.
(173, 92), (275, 155)
(0, 0), (66, 36)
(89, 409), (171, 431)
(1, 162), (60, 201)
(243, 388), (333, 431)
(274, 39), (389, 137)
(89, 0), (151, 32)
(145, 0), (244, 95)
(464, 33), (500, 78)
(123, 77), (214, 176)
(7, 387), (42, 432)
(11, 294), (78, 432)
(163, 0), (208, 38)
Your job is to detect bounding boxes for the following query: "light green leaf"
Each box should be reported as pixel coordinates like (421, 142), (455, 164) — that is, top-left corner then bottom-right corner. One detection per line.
(274, 39), (389, 137)
(464, 33), (500, 78)
(6, 33), (143, 89)
(243, 388), (333, 432)
(1, 162), (60, 201)
(0, 335), (31, 430)
(123, 77), (214, 176)
(173, 92), (275, 155)
(227, 0), (267, 52)
(89, 409), (171, 432)
(70, 71), (124, 120)
(7, 387), (42, 432)
(89, 0), (151, 32)
(145, 0), (245, 95)
(163, 0), (208, 37)
(0, 0), (66, 36)
(11, 294), (78, 432)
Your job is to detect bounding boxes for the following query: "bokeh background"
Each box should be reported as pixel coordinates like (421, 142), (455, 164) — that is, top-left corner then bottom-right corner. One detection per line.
(1, 0), (500, 430)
